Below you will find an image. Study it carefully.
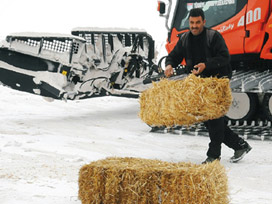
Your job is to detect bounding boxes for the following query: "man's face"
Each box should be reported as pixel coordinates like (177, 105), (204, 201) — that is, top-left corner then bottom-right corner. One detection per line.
(189, 16), (206, 36)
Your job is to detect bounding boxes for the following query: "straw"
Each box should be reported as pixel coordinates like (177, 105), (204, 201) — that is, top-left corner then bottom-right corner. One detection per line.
(78, 157), (229, 204)
(139, 74), (232, 127)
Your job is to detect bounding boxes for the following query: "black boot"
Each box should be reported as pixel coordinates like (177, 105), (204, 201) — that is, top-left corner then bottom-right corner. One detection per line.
(230, 139), (252, 163)
(202, 157), (221, 164)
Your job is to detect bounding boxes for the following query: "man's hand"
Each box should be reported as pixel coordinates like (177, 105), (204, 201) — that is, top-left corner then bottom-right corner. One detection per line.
(164, 65), (174, 77)
(192, 63), (206, 75)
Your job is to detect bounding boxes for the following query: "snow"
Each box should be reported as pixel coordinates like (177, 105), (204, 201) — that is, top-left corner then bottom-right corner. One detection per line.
(0, 85), (272, 204)
(71, 27), (148, 33)
(6, 32), (85, 41)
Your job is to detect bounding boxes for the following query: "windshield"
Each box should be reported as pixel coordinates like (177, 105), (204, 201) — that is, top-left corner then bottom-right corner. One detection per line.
(172, 0), (247, 31)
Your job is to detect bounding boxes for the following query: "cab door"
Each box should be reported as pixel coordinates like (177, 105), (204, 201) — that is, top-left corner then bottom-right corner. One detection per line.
(212, 0), (248, 55)
(244, 0), (270, 54)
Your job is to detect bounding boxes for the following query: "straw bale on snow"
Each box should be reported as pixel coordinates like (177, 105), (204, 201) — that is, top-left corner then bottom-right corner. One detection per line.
(139, 74), (232, 127)
(78, 157), (229, 204)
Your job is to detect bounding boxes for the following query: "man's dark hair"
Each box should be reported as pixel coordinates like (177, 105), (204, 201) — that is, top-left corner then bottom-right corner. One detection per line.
(189, 8), (205, 20)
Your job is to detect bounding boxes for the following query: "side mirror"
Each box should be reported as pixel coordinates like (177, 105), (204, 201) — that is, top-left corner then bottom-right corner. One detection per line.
(157, 1), (166, 15)
(157, 0), (172, 31)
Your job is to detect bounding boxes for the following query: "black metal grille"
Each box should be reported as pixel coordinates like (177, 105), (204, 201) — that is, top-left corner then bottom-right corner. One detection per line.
(42, 39), (72, 53)
(15, 38), (40, 47)
(72, 30), (155, 60)
(13, 38), (79, 54)
(80, 33), (137, 47)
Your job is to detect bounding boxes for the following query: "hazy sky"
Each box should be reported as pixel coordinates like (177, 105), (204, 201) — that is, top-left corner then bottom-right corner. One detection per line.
(0, 0), (168, 43)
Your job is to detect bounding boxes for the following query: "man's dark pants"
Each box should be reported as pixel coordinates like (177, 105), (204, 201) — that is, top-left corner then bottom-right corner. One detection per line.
(204, 117), (242, 158)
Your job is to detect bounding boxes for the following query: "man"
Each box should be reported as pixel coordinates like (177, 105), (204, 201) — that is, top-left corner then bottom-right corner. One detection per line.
(164, 8), (252, 163)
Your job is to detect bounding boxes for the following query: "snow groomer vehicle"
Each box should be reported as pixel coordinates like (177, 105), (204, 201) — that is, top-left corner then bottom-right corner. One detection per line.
(0, 0), (271, 138)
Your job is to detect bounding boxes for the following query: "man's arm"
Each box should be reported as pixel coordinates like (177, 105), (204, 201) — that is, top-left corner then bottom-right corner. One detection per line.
(164, 36), (185, 77)
(205, 31), (231, 70)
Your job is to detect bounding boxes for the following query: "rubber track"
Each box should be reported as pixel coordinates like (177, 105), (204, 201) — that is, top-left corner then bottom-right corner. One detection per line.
(150, 120), (272, 141)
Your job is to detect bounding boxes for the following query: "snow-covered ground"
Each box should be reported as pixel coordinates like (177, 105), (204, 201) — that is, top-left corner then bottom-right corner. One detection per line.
(0, 85), (272, 204)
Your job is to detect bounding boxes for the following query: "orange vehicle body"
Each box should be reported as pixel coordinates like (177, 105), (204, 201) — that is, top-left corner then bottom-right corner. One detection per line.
(165, 0), (272, 61)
